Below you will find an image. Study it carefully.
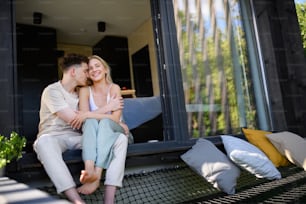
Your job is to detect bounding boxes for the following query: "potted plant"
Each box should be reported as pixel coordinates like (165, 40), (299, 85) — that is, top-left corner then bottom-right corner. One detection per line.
(0, 131), (27, 174)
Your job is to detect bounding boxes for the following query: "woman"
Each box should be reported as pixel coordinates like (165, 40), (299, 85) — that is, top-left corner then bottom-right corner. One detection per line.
(74, 55), (129, 202)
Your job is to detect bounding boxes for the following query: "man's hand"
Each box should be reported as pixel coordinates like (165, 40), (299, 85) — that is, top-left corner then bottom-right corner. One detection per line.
(70, 111), (88, 130)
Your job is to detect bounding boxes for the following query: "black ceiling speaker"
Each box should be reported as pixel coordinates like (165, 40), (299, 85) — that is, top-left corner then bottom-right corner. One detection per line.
(98, 21), (106, 32)
(33, 12), (42, 24)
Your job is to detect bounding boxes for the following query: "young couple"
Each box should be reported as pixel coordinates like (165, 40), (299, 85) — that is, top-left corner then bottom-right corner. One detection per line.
(34, 53), (129, 204)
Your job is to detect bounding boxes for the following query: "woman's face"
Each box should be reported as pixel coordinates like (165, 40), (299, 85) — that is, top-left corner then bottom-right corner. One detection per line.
(88, 58), (107, 82)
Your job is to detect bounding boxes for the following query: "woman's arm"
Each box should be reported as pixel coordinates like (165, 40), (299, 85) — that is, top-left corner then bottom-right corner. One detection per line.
(107, 84), (123, 123)
(86, 84), (123, 122)
(71, 84), (124, 129)
(109, 84), (130, 134)
(75, 86), (107, 121)
(94, 95), (123, 114)
(74, 84), (123, 123)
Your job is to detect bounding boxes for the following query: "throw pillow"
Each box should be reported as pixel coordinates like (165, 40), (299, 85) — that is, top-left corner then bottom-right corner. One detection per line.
(181, 138), (240, 194)
(123, 96), (162, 130)
(266, 131), (306, 171)
(242, 128), (290, 167)
(221, 135), (281, 180)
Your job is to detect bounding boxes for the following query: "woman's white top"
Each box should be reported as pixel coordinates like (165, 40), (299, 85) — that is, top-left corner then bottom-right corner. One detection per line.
(88, 84), (113, 113)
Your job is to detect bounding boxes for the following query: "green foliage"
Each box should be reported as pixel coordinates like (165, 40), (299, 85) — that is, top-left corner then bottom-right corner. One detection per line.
(0, 131), (26, 168)
(296, 3), (306, 51)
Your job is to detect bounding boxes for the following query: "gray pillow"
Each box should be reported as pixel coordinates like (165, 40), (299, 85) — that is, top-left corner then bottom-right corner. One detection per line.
(266, 131), (306, 170)
(221, 135), (281, 180)
(123, 96), (161, 130)
(181, 138), (240, 194)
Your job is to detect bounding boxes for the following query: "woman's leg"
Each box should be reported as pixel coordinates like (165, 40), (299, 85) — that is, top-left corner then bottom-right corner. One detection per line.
(80, 118), (99, 184)
(78, 161), (103, 195)
(78, 119), (123, 195)
(96, 118), (125, 168)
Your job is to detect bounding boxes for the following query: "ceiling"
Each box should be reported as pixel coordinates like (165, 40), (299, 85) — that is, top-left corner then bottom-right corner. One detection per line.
(14, 0), (151, 46)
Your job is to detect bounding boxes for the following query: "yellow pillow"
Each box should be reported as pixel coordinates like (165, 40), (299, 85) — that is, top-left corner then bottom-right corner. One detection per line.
(242, 128), (290, 167)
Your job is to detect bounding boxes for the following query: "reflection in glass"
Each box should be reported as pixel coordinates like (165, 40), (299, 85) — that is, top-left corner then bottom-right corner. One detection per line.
(173, 0), (263, 137)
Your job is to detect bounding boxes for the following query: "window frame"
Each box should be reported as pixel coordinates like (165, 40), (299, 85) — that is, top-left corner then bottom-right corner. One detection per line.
(127, 0), (194, 155)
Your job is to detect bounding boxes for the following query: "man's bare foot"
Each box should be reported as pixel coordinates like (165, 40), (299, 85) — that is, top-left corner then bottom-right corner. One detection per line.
(77, 179), (100, 195)
(79, 169), (99, 184)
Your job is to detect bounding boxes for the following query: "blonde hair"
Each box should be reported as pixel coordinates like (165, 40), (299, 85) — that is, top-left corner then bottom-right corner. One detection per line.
(88, 55), (113, 84)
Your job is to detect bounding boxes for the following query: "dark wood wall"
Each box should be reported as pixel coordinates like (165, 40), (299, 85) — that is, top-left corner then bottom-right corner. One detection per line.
(0, 1), (17, 136)
(254, 0), (306, 135)
(0, 6), (58, 147)
(16, 24), (58, 148)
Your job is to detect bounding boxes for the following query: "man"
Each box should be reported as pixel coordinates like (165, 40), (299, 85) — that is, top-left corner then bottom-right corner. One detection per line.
(34, 53), (128, 204)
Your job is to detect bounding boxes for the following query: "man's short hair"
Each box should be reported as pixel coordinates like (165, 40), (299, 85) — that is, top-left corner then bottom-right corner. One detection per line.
(61, 53), (89, 72)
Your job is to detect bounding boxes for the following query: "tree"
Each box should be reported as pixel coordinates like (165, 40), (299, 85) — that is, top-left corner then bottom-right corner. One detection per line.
(296, 2), (306, 55)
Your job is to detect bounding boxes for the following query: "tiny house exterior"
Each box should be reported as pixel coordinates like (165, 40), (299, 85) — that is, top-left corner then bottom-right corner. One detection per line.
(0, 0), (306, 202)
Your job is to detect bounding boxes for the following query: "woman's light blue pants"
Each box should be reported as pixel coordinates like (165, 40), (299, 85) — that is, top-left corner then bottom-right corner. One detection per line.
(82, 118), (125, 168)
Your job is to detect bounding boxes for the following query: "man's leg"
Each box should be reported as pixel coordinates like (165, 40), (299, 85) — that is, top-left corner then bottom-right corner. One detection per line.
(104, 133), (128, 203)
(34, 135), (85, 204)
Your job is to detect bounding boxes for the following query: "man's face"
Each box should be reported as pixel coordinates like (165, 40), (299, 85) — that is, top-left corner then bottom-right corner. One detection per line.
(74, 62), (89, 86)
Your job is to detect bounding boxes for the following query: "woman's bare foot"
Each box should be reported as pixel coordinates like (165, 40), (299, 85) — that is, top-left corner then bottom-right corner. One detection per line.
(77, 179), (100, 195)
(80, 160), (97, 184)
(79, 169), (99, 184)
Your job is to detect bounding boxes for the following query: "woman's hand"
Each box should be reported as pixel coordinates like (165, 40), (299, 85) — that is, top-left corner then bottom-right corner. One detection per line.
(119, 122), (129, 135)
(108, 95), (124, 111)
(94, 95), (123, 114)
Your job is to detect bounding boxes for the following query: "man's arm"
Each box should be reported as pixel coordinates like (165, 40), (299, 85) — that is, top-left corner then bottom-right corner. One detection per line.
(58, 108), (89, 130)
(56, 107), (78, 124)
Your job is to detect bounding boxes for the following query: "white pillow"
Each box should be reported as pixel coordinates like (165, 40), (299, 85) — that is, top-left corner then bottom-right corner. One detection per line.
(221, 135), (281, 180)
(181, 138), (240, 194)
(266, 131), (306, 170)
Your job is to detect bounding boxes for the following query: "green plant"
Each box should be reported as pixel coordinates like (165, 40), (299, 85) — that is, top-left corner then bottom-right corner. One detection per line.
(0, 131), (27, 168)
